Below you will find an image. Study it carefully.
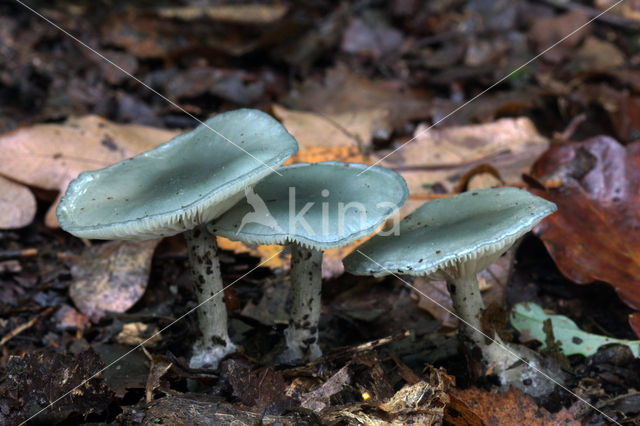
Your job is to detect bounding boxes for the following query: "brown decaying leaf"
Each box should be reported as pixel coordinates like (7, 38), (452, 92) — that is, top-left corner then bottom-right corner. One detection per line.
(531, 137), (640, 309)
(53, 304), (90, 331)
(142, 347), (172, 404)
(117, 322), (162, 348)
(301, 364), (350, 412)
(273, 103), (389, 149)
(284, 66), (432, 133)
(0, 175), (36, 229)
(221, 358), (293, 415)
(323, 366), (453, 425)
(381, 117), (548, 216)
(0, 115), (180, 228)
(528, 10), (590, 64)
(449, 387), (579, 425)
(70, 239), (161, 321)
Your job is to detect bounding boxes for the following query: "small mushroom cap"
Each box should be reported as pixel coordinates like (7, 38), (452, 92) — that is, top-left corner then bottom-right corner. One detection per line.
(343, 187), (557, 280)
(57, 109), (298, 240)
(209, 162), (408, 250)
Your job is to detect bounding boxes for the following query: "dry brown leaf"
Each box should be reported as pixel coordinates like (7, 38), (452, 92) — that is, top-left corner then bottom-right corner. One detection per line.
(301, 365), (350, 412)
(379, 117), (548, 216)
(284, 66), (432, 133)
(325, 367), (453, 425)
(158, 4), (288, 24)
(273, 104), (389, 149)
(142, 347), (173, 404)
(0, 175), (36, 229)
(70, 239), (161, 321)
(117, 322), (162, 348)
(0, 115), (180, 228)
(53, 305), (90, 331)
(528, 10), (590, 64)
(574, 36), (624, 69)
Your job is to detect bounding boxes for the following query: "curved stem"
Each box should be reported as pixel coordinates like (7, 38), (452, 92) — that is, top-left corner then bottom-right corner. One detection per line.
(281, 243), (323, 363)
(447, 274), (564, 396)
(184, 224), (236, 369)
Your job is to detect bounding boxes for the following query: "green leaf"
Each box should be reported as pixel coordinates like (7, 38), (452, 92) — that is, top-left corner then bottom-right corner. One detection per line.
(510, 302), (640, 357)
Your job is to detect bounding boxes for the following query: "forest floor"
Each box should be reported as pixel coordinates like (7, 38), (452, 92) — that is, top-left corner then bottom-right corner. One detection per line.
(1, 1), (640, 425)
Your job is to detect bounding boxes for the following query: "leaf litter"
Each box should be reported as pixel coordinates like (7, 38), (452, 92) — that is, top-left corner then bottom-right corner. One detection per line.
(1, 1), (640, 424)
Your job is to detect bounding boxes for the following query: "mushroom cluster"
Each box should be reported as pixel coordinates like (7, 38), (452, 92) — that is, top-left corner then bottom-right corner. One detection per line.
(58, 107), (560, 396)
(57, 109), (298, 369)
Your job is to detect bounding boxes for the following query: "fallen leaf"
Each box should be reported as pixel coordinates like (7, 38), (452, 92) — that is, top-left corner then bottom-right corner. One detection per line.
(104, 4), (290, 58)
(528, 10), (590, 64)
(70, 239), (161, 321)
(449, 386), (579, 425)
(221, 358), (293, 414)
(0, 115), (179, 227)
(324, 366), (453, 425)
(301, 364), (350, 412)
(53, 305), (90, 331)
(511, 302), (640, 357)
(117, 322), (162, 348)
(157, 4), (288, 24)
(286, 145), (368, 164)
(530, 137), (640, 309)
(573, 36), (624, 70)
(284, 66), (432, 135)
(380, 117), (548, 215)
(341, 16), (403, 60)
(142, 347), (172, 403)
(273, 103), (388, 149)
(0, 175), (36, 229)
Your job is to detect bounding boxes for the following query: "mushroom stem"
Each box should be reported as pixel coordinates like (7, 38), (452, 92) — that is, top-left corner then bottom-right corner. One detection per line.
(281, 243), (323, 363)
(447, 274), (516, 376)
(184, 224), (236, 369)
(446, 274), (486, 348)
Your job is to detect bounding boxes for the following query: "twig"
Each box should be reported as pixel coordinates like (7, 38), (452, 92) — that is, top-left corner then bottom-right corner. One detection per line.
(0, 307), (54, 346)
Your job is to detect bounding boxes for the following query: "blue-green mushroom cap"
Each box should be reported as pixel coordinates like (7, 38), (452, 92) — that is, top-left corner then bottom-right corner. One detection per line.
(56, 109), (298, 240)
(343, 187), (557, 280)
(209, 162), (409, 250)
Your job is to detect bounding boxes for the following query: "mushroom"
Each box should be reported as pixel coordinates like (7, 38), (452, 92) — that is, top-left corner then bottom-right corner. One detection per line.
(56, 109), (298, 369)
(209, 161), (408, 362)
(343, 188), (560, 393)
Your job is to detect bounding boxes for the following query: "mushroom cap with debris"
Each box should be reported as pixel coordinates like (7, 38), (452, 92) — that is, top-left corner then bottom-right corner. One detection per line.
(209, 162), (409, 250)
(343, 187), (557, 280)
(57, 109), (298, 240)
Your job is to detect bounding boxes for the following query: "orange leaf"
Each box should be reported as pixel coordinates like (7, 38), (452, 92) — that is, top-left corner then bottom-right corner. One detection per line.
(449, 387), (579, 426)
